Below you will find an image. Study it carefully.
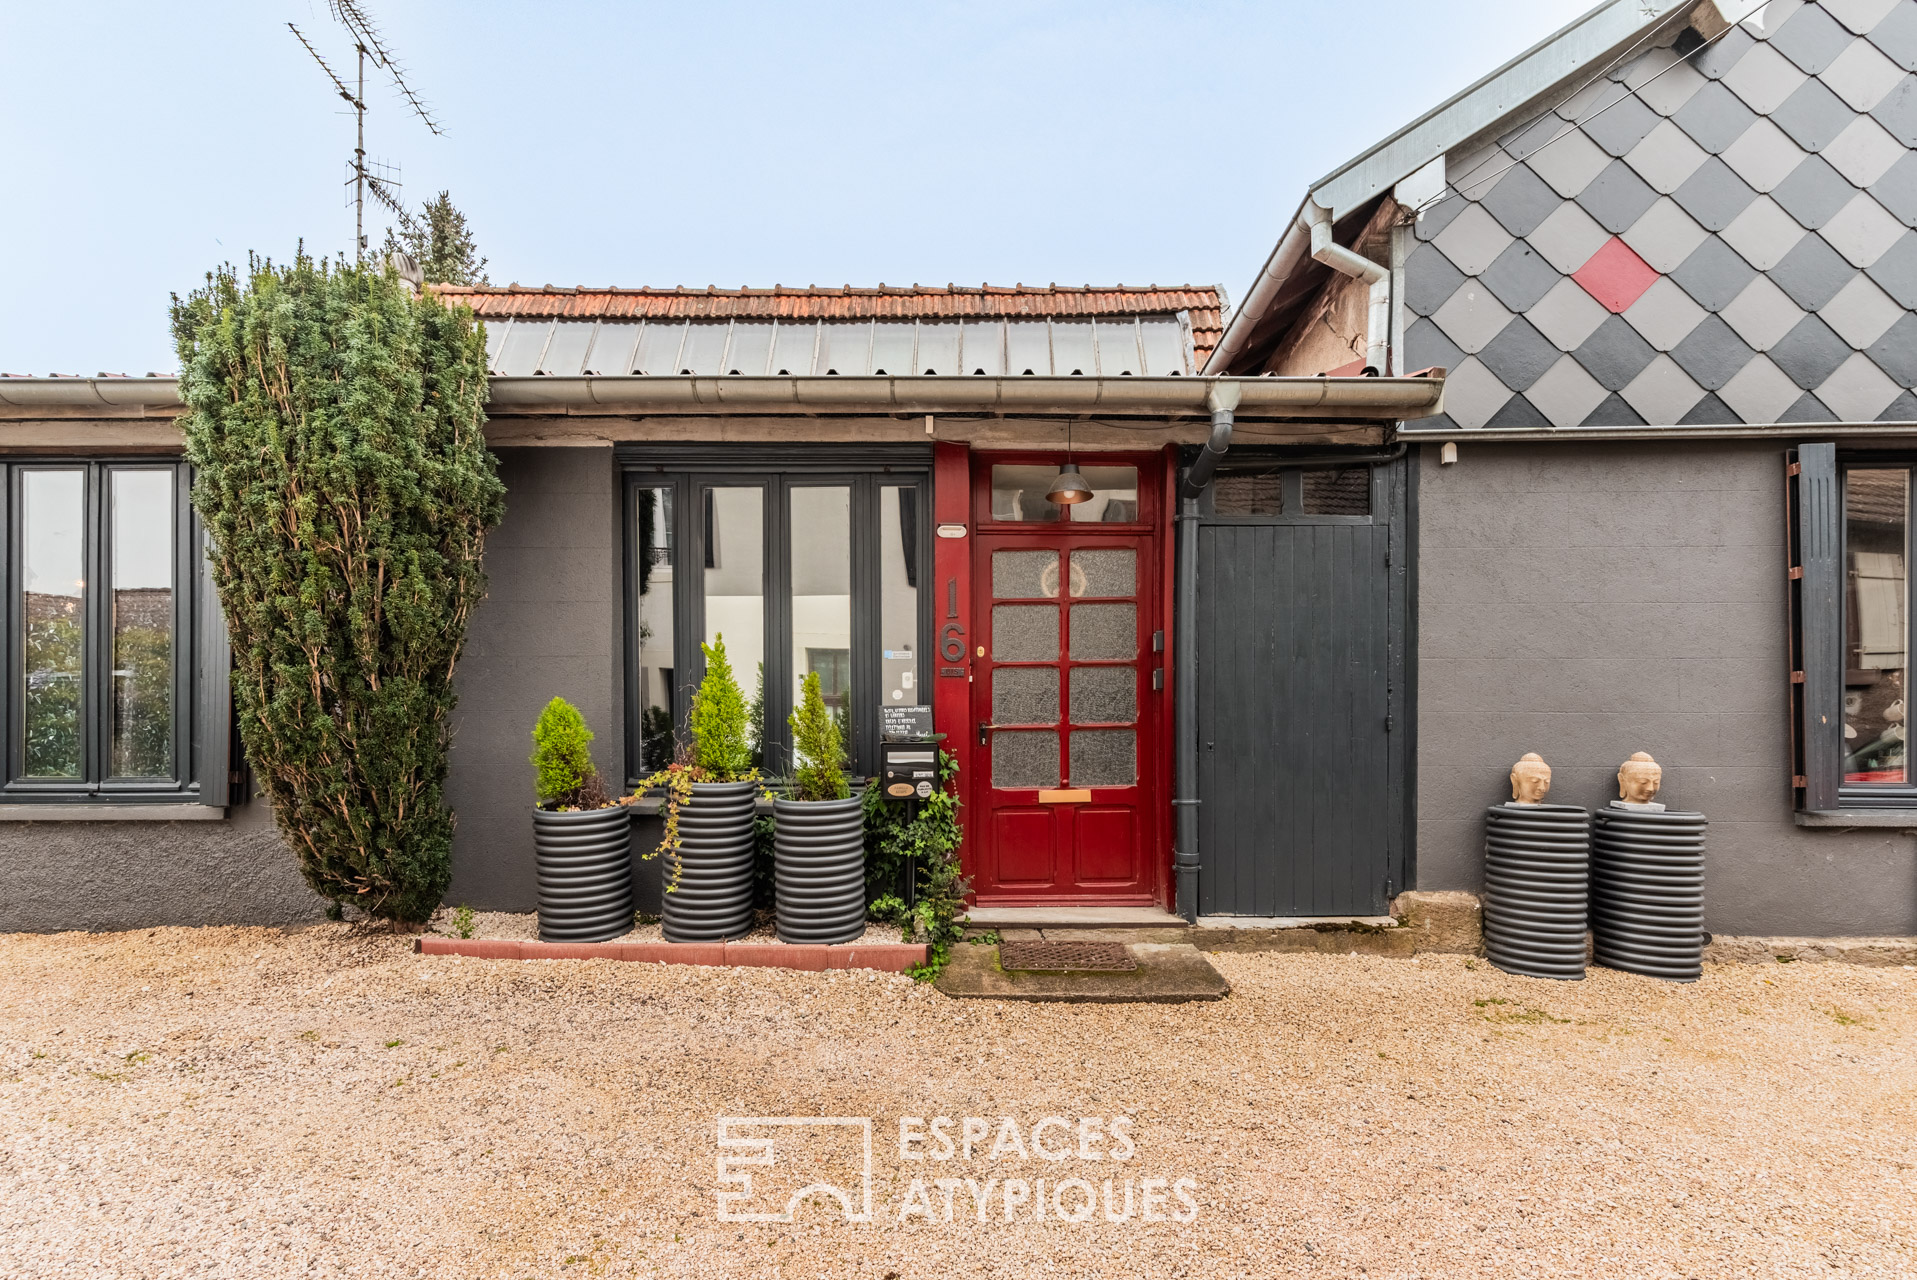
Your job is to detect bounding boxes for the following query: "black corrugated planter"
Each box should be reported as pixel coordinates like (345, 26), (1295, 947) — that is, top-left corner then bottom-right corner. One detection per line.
(1592, 807), (1707, 982)
(662, 780), (758, 942)
(532, 805), (634, 942)
(772, 792), (866, 944)
(1483, 803), (1590, 981)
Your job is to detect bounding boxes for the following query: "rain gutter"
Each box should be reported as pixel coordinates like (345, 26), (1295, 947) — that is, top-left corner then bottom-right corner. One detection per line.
(0, 374), (1446, 420)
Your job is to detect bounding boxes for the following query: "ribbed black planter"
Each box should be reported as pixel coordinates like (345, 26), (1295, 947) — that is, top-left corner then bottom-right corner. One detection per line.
(1592, 807), (1706, 982)
(1483, 803), (1590, 981)
(532, 805), (634, 943)
(773, 794), (867, 944)
(662, 780), (758, 942)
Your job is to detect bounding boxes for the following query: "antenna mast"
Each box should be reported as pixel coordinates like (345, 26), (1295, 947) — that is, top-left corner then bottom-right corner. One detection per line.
(288, 1), (444, 260)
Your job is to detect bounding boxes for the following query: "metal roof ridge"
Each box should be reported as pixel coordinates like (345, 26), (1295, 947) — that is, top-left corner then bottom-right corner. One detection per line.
(434, 282), (1218, 297)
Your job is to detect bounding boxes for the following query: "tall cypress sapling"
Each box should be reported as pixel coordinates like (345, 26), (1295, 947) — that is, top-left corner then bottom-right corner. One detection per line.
(171, 251), (504, 923)
(788, 671), (850, 802)
(689, 635), (753, 779)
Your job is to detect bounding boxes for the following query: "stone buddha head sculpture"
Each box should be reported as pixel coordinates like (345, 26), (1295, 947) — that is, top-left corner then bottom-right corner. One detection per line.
(1509, 753), (1551, 805)
(1617, 751), (1663, 806)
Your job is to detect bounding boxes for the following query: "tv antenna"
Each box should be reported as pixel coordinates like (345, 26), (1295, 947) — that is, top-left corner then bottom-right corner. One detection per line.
(288, 1), (444, 260)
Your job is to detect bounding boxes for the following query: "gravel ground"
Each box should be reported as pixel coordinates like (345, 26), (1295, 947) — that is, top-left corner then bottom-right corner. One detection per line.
(1, 925), (1912, 1279)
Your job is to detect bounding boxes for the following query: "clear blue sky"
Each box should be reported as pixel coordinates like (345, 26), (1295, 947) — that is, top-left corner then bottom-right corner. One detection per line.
(1, 0), (1598, 374)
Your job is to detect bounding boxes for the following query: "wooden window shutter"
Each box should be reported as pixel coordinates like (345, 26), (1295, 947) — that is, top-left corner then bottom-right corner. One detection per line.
(1787, 444), (1841, 810)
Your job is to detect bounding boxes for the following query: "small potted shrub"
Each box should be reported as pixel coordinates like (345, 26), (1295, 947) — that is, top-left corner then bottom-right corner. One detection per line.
(642, 636), (760, 942)
(530, 697), (633, 942)
(773, 672), (865, 943)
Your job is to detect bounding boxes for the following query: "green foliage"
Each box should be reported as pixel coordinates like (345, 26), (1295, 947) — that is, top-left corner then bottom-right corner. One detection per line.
(450, 904), (476, 940)
(112, 622), (174, 777)
(380, 191), (489, 286)
(746, 662), (766, 770)
(531, 697), (609, 809)
(788, 671), (850, 802)
(23, 612), (81, 777)
(690, 636), (753, 780)
(861, 749), (967, 979)
(171, 250), (504, 924)
(867, 894), (906, 924)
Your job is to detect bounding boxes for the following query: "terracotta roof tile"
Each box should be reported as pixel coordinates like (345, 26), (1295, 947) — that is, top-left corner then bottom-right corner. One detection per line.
(434, 283), (1224, 366)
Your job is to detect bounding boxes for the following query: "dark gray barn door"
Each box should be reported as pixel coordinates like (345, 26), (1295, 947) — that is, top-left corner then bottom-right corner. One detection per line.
(1195, 460), (1407, 917)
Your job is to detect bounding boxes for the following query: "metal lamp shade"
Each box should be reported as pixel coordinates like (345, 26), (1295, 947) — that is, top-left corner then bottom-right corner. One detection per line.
(1047, 466), (1094, 505)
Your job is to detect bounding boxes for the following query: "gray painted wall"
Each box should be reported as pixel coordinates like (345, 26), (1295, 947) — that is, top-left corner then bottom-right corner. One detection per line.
(0, 798), (323, 932)
(1416, 439), (1917, 937)
(446, 446), (623, 911)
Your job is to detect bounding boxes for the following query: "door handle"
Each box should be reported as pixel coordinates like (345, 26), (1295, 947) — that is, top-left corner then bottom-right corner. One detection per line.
(978, 722), (1000, 746)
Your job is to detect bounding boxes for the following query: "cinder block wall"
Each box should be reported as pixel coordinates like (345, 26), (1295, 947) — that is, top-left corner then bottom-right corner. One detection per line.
(446, 447), (623, 911)
(1416, 440), (1917, 937)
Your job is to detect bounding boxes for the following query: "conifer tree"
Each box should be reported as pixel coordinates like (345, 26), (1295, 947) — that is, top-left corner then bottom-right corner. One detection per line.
(382, 191), (489, 286)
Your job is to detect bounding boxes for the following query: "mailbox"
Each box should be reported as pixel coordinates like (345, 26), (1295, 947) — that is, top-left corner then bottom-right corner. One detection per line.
(879, 743), (939, 801)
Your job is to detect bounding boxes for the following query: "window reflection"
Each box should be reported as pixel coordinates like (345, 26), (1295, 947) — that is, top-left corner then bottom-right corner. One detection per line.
(879, 486), (919, 707)
(790, 487), (852, 768)
(110, 470), (173, 778)
(636, 487), (676, 770)
(22, 470), (84, 779)
(989, 465), (1139, 523)
(705, 487), (766, 761)
(1845, 468), (1907, 785)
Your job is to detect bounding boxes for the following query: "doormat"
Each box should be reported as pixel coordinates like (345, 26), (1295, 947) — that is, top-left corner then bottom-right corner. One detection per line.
(998, 941), (1137, 972)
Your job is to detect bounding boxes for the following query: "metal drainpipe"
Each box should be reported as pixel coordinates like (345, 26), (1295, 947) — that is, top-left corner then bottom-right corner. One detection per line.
(1306, 201), (1392, 374)
(1172, 382), (1238, 921)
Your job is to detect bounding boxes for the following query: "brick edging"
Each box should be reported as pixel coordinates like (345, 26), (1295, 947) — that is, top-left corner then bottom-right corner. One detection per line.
(415, 936), (927, 972)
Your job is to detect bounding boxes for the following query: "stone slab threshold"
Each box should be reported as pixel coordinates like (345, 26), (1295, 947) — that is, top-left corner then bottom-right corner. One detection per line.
(936, 942), (1229, 1003)
(961, 906), (1187, 929)
(1706, 935), (1917, 966)
(416, 937), (927, 972)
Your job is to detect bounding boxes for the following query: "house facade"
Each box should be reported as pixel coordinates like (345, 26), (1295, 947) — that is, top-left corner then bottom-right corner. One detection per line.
(6, 0), (1915, 942)
(1206, 0), (1917, 935)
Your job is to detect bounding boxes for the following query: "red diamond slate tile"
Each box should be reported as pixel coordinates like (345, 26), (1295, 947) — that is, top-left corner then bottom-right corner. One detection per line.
(1573, 235), (1660, 312)
(1870, 73), (1917, 146)
(1773, 78), (1863, 153)
(1824, 116), (1906, 186)
(1872, 0), (1917, 70)
(1772, 2), (1857, 73)
(1825, 37), (1907, 110)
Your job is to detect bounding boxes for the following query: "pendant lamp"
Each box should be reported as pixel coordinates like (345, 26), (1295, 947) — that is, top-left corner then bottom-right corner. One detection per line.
(1047, 420), (1094, 505)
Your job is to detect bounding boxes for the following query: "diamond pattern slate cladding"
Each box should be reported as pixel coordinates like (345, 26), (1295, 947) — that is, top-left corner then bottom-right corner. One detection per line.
(1528, 201), (1614, 272)
(1722, 275), (1808, 350)
(1476, 317), (1562, 391)
(1404, 317), (1466, 375)
(1784, 390), (1842, 420)
(1669, 313), (1758, 388)
(1866, 311), (1917, 383)
(1722, 118), (1810, 191)
(1583, 393), (1649, 426)
(1671, 236), (1762, 310)
(1819, 351), (1903, 417)
(1622, 355), (1708, 421)
(1770, 232), (1859, 308)
(1771, 313), (1856, 387)
(1480, 163), (1562, 236)
(1405, 244), (1468, 316)
(1871, 150), (1917, 223)
(1480, 240), (1562, 312)
(1720, 195), (1809, 268)
(1882, 389), (1917, 420)
(1872, 74), (1917, 146)
(1821, 273), (1905, 345)
(1873, 1), (1917, 70)
(1825, 37), (1907, 111)
(1672, 156), (1762, 230)
(1824, 0), (1901, 38)
(1483, 394), (1553, 429)
(1577, 159), (1661, 232)
(1621, 198), (1710, 271)
(1623, 276), (1710, 349)
(1432, 202), (1516, 275)
(1691, 24), (1757, 80)
(1722, 354), (1807, 419)
(1772, 2), (1858, 73)
(1585, 93), (1664, 157)
(1772, 78), (1861, 152)
(1865, 229), (1917, 305)
(1679, 391), (1744, 423)
(1530, 277), (1613, 350)
(1674, 80), (1760, 153)
(1821, 191), (1906, 265)
(1826, 115), (1907, 184)
(1574, 314), (1660, 390)
(1625, 119), (1712, 193)
(1529, 128), (1613, 196)
(1499, 113), (1569, 163)
(1771, 155), (1861, 228)
(1414, 192), (1472, 243)
(1724, 41), (1810, 115)
(1527, 355), (1611, 426)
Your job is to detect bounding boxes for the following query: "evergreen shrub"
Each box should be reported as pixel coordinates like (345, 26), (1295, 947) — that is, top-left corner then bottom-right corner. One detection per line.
(788, 671), (850, 802)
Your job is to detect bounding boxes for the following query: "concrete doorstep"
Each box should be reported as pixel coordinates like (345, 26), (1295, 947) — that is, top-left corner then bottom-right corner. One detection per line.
(934, 942), (1231, 1003)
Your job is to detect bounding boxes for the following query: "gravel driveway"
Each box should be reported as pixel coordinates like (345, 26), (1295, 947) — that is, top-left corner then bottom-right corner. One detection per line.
(1, 923), (1912, 1278)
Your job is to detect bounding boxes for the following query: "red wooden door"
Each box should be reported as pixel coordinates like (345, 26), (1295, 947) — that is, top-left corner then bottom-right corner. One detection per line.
(968, 461), (1162, 902)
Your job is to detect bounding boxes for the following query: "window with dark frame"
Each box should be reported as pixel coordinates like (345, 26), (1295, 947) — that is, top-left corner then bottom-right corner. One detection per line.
(3, 460), (217, 803)
(623, 455), (931, 783)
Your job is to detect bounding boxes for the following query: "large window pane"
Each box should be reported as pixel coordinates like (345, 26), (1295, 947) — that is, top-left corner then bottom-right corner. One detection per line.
(704, 487), (765, 756)
(790, 487), (852, 758)
(879, 486), (920, 708)
(110, 470), (173, 778)
(22, 470), (85, 779)
(1845, 468), (1907, 785)
(635, 486), (677, 771)
(990, 464), (1139, 523)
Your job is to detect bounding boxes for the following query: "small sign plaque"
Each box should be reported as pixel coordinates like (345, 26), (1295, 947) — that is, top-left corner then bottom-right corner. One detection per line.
(880, 704), (935, 741)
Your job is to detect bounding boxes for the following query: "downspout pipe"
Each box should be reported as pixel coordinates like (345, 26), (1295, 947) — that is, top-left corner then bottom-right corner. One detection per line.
(1172, 383), (1238, 920)
(1307, 201), (1393, 375)
(1178, 381), (1241, 501)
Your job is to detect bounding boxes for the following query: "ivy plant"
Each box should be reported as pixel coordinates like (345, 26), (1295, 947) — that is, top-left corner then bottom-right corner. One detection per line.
(862, 749), (967, 979)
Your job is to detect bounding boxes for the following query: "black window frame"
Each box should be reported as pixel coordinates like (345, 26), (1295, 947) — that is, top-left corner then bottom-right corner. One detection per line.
(619, 445), (933, 784)
(0, 458), (228, 807)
